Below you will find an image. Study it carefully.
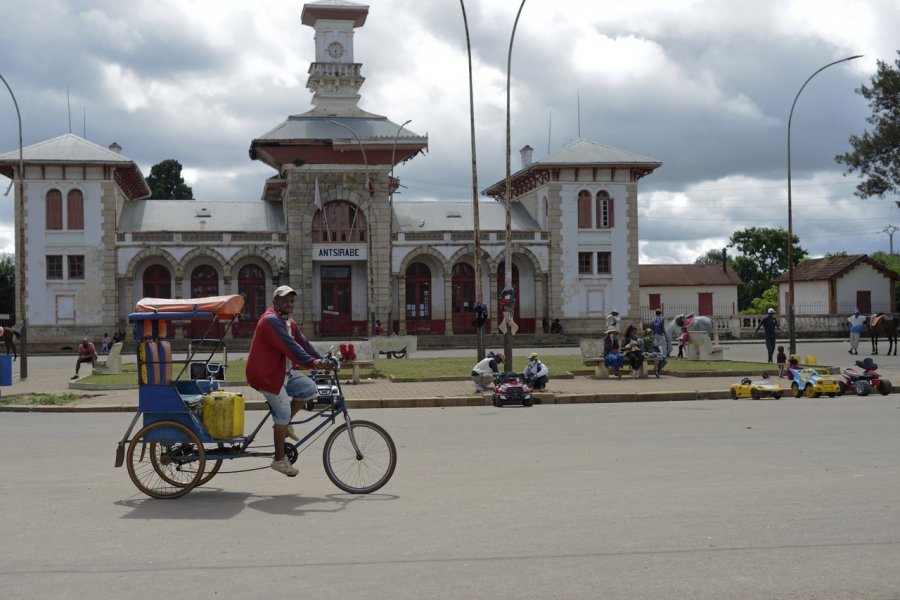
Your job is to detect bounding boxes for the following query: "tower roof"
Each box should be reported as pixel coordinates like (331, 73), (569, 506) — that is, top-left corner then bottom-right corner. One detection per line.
(301, 1), (369, 27)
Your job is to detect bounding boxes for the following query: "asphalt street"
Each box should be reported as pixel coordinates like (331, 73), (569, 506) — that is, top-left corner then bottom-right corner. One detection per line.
(2, 396), (899, 599)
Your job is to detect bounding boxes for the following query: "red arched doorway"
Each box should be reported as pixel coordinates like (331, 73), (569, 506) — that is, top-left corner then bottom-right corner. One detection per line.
(452, 262), (476, 334)
(189, 265), (222, 338)
(235, 264), (266, 338)
(143, 264), (171, 298)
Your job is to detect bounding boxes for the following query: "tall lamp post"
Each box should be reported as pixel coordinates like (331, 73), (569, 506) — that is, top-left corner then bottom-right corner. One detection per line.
(388, 119), (412, 335)
(786, 54), (862, 354)
(502, 0), (526, 371)
(0, 73), (27, 379)
(329, 119), (375, 337)
(458, 0), (486, 361)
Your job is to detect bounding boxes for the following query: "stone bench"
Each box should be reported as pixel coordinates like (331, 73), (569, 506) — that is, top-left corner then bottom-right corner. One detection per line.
(313, 341), (374, 384)
(580, 339), (664, 379)
(371, 335), (417, 359)
(93, 342), (124, 375)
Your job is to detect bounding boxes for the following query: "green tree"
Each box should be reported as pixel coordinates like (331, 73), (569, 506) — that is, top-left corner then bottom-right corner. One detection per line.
(0, 253), (15, 322)
(742, 285), (779, 315)
(727, 227), (807, 309)
(835, 51), (900, 199)
(146, 159), (193, 199)
(694, 248), (731, 265)
(871, 251), (900, 310)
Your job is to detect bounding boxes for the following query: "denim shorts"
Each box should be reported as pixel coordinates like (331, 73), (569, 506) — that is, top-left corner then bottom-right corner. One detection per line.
(263, 372), (318, 425)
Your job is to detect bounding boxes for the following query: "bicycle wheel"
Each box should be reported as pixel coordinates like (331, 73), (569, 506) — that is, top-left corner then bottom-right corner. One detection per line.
(127, 421), (206, 499)
(150, 441), (222, 488)
(323, 420), (396, 494)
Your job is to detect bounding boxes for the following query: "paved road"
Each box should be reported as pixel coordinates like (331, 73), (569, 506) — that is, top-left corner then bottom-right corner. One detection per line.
(2, 398), (899, 599)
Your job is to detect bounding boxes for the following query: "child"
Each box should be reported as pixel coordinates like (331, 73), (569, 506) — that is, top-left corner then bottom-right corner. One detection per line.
(785, 356), (800, 381)
(776, 345), (787, 377)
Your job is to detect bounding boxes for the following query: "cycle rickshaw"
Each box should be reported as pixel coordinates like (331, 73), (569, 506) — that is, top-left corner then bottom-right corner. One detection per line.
(114, 295), (396, 499)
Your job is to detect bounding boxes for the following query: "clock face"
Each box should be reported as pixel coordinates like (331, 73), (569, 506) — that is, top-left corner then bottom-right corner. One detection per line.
(327, 42), (345, 59)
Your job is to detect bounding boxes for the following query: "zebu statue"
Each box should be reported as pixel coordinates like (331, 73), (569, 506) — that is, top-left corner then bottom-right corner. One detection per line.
(666, 314), (720, 352)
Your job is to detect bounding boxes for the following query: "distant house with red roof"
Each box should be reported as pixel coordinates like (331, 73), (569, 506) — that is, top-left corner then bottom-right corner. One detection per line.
(639, 263), (743, 320)
(772, 254), (898, 315)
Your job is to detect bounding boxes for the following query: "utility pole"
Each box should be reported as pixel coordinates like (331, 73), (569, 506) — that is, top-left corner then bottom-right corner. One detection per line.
(881, 225), (898, 254)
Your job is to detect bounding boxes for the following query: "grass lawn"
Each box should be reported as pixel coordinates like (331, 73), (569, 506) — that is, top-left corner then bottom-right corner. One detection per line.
(0, 392), (81, 406)
(78, 355), (779, 386)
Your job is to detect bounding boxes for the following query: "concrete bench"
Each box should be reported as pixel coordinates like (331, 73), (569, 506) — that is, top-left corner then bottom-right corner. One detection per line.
(580, 339), (663, 379)
(372, 335), (417, 359)
(93, 342), (124, 375)
(313, 341), (374, 384)
(683, 331), (725, 360)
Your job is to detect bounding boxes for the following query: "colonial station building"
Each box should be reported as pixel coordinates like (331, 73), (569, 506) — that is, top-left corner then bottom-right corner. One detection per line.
(0, 0), (661, 348)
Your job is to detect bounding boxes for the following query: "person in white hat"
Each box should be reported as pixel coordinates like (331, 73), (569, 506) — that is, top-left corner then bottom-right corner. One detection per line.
(246, 285), (324, 477)
(753, 307), (782, 363)
(602, 326), (624, 377)
(523, 352), (549, 390)
(847, 308), (867, 355)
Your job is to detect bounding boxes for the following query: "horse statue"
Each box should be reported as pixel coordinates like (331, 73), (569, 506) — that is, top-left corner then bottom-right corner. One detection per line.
(665, 314), (720, 347)
(868, 313), (897, 356)
(0, 326), (21, 360)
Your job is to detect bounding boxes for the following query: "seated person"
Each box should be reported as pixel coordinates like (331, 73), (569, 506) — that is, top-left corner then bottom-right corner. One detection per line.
(785, 357), (800, 381)
(71, 337), (98, 380)
(622, 325), (645, 377)
(472, 351), (504, 393)
(641, 328), (667, 372)
(523, 352), (549, 390)
(603, 326), (624, 378)
(550, 318), (563, 335)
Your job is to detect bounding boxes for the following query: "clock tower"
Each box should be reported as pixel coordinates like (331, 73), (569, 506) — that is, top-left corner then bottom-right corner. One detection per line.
(301, 0), (369, 116)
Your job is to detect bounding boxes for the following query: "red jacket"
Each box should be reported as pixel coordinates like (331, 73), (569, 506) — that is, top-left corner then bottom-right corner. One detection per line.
(246, 307), (319, 394)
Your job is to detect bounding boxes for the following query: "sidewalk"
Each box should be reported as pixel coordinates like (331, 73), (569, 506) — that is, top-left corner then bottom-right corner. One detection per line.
(2, 339), (896, 411)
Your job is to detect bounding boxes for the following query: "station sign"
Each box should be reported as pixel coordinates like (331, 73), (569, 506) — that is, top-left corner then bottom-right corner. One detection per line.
(313, 244), (368, 261)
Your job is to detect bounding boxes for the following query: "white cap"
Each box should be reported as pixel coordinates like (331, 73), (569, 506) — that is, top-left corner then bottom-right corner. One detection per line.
(273, 285), (296, 300)
(767, 308), (775, 314)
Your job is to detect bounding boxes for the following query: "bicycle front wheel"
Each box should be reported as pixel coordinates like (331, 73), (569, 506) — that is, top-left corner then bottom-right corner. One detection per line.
(323, 420), (396, 494)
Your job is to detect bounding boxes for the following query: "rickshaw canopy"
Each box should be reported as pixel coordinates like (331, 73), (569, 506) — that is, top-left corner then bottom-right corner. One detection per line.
(131, 295), (245, 320)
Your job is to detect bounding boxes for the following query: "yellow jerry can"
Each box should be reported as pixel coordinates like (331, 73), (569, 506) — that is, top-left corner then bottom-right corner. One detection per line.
(202, 391), (245, 439)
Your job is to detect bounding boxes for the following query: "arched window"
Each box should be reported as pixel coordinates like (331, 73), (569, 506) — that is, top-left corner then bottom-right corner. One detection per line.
(405, 262), (431, 321)
(67, 189), (84, 230)
(191, 265), (219, 297)
(312, 200), (367, 242)
(143, 265), (171, 298)
(46, 189), (63, 230)
(596, 190), (614, 228)
(577, 190), (591, 228)
(238, 264), (266, 327)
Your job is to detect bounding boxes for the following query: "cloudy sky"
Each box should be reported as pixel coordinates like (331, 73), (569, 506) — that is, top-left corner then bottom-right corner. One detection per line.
(1, 0), (898, 263)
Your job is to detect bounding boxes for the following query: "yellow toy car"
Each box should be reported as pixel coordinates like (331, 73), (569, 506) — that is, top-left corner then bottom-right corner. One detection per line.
(730, 376), (783, 400)
(788, 367), (842, 398)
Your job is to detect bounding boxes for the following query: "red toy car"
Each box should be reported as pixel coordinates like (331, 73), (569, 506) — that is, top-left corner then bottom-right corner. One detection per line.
(838, 358), (892, 396)
(492, 371), (534, 407)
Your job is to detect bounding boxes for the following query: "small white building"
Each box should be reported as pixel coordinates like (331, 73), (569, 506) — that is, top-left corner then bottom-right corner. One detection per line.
(773, 254), (898, 315)
(639, 263), (742, 321)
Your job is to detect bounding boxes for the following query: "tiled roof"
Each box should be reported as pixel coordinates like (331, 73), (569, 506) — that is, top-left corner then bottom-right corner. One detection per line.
(773, 255), (900, 283)
(639, 263), (743, 286)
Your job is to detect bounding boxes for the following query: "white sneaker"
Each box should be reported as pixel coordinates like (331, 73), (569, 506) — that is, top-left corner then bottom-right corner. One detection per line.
(286, 425), (299, 441)
(474, 385), (485, 393)
(270, 457), (298, 477)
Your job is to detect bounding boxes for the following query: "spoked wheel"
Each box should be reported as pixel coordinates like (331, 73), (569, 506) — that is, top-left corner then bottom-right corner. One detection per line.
(127, 421), (206, 499)
(150, 441), (222, 488)
(323, 420), (396, 494)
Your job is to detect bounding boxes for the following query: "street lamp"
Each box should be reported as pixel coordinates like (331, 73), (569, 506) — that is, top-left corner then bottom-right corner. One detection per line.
(329, 119), (376, 337)
(502, 0), (526, 371)
(459, 0), (486, 361)
(388, 119), (411, 335)
(786, 54), (862, 355)
(0, 73), (27, 379)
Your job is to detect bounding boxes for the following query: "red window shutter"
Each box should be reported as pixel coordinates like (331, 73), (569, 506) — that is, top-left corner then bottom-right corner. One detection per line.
(609, 197), (615, 228)
(577, 191), (591, 228)
(67, 189), (84, 230)
(46, 189), (63, 230)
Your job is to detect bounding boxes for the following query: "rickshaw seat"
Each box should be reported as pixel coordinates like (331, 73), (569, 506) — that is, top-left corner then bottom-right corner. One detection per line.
(139, 340), (173, 385)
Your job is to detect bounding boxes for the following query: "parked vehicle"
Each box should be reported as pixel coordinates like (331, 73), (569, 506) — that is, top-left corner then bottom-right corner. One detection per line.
(788, 367), (842, 398)
(730, 375), (783, 400)
(492, 371), (534, 407)
(838, 358), (892, 397)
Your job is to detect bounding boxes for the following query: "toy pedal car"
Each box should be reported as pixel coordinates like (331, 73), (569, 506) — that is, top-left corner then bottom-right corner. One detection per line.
(788, 367), (842, 398)
(492, 371), (534, 407)
(838, 358), (892, 396)
(730, 375), (783, 400)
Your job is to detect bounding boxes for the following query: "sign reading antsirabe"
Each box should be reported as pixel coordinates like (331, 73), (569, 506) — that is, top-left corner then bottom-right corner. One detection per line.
(313, 244), (368, 261)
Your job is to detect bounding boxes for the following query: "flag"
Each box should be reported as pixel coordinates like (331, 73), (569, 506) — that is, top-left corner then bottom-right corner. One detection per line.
(366, 176), (374, 195)
(314, 178), (322, 209)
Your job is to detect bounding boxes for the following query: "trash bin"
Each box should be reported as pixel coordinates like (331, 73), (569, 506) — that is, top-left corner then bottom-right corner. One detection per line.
(0, 354), (12, 386)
